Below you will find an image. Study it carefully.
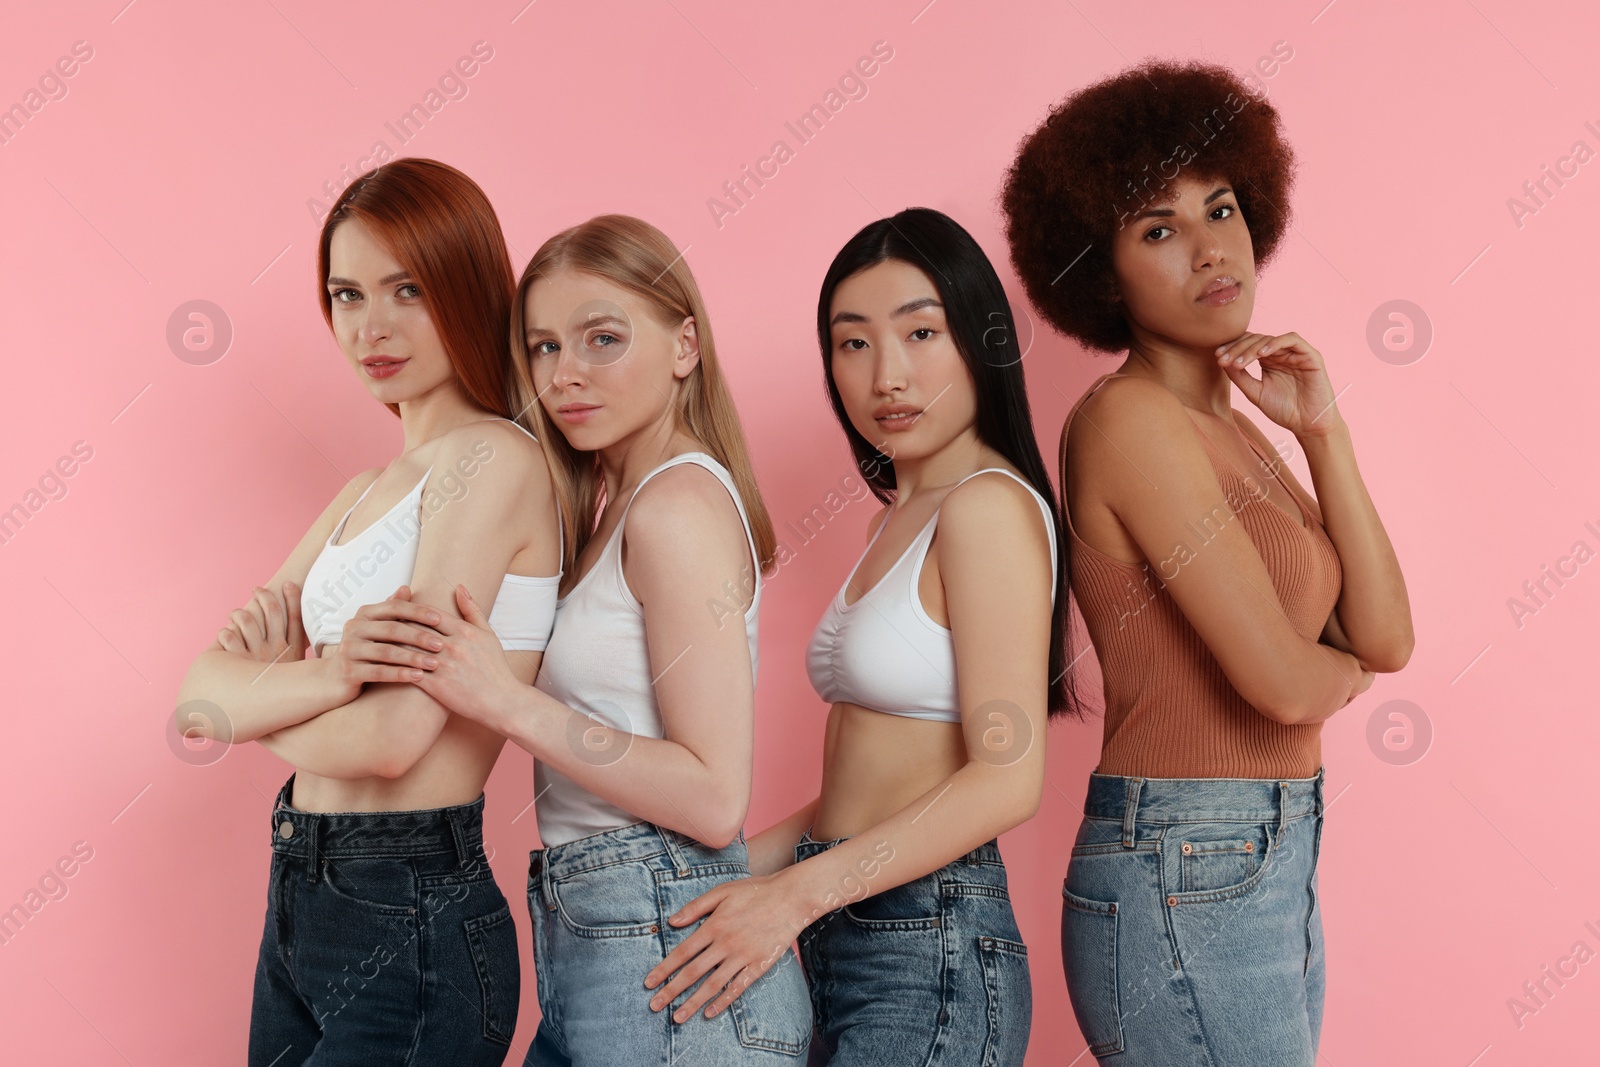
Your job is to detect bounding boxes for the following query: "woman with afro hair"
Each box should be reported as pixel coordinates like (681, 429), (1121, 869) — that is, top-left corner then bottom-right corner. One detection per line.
(1002, 59), (1412, 1064)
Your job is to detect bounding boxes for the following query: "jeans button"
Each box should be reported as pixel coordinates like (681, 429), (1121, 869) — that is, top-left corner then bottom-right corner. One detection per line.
(278, 820), (294, 839)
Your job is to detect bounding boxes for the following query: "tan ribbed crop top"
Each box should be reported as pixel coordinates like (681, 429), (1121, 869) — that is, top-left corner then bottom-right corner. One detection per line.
(1063, 372), (1343, 779)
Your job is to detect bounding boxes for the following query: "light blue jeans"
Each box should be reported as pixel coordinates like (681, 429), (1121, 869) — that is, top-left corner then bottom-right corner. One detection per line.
(524, 821), (812, 1065)
(1061, 769), (1326, 1065)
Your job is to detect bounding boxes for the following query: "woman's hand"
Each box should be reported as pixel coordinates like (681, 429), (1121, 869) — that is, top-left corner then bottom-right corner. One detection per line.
(218, 583), (306, 664)
(643, 872), (814, 1023)
(380, 584), (524, 731)
(316, 586), (450, 703)
(1215, 331), (1344, 438)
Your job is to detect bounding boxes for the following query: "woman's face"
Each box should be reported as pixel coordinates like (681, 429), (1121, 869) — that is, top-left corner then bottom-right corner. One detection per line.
(325, 218), (454, 403)
(827, 258), (976, 466)
(524, 268), (697, 453)
(1109, 173), (1257, 351)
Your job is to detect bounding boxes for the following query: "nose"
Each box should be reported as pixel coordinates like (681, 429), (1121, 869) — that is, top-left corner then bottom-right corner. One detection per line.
(874, 343), (908, 393)
(358, 302), (393, 347)
(1192, 232), (1224, 272)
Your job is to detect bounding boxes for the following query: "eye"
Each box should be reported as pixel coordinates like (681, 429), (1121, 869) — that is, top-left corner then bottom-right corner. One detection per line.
(839, 337), (868, 351)
(590, 332), (620, 347)
(397, 283), (422, 299)
(531, 340), (558, 357)
(909, 327), (936, 341)
(1211, 203), (1236, 221)
(1143, 225), (1173, 242)
(330, 287), (361, 304)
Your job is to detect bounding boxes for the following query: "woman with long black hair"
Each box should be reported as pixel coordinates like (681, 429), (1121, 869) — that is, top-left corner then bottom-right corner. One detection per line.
(638, 207), (1071, 1065)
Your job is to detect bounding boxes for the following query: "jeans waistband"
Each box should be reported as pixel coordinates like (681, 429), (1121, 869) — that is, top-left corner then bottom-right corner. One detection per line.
(528, 820), (744, 884)
(269, 772), (487, 875)
(796, 827), (1004, 868)
(1082, 768), (1325, 845)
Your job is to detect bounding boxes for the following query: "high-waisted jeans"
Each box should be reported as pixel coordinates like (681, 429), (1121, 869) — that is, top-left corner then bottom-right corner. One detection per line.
(1061, 769), (1326, 1065)
(524, 820), (813, 1065)
(794, 829), (1032, 1066)
(248, 773), (521, 1066)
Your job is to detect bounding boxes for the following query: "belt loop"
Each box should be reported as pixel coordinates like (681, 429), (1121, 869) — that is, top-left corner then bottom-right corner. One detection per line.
(1275, 781), (1290, 848)
(1121, 778), (1142, 849)
(445, 806), (473, 869)
(305, 814), (321, 884)
(539, 848), (555, 905)
(656, 824), (690, 873)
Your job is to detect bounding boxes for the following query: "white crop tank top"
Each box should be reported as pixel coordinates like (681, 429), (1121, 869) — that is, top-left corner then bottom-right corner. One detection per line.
(532, 453), (761, 848)
(806, 468), (1057, 723)
(300, 419), (563, 656)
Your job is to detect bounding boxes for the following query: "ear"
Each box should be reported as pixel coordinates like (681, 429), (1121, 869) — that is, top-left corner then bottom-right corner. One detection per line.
(673, 316), (702, 380)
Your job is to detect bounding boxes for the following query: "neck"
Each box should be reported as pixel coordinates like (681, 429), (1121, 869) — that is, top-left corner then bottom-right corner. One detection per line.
(887, 426), (992, 503)
(396, 382), (495, 455)
(1117, 330), (1234, 419)
(596, 413), (699, 508)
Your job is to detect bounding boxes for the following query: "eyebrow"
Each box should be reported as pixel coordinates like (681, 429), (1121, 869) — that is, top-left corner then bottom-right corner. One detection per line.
(1128, 185), (1234, 222)
(325, 271), (413, 287)
(829, 296), (943, 328)
(526, 314), (630, 339)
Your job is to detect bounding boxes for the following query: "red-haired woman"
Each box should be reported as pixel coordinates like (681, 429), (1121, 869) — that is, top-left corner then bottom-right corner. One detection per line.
(177, 157), (563, 1064)
(1002, 61), (1413, 1064)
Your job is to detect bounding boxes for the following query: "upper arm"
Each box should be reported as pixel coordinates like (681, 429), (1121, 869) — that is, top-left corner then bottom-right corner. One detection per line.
(935, 475), (1054, 785)
(198, 468), (382, 654)
(1083, 378), (1314, 720)
(405, 421), (549, 689)
(623, 465), (758, 791)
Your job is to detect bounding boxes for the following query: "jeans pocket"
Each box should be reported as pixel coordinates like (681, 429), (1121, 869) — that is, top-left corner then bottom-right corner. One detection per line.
(319, 855), (418, 917)
(1173, 821), (1275, 900)
(978, 936), (1031, 1066)
(726, 945), (813, 1057)
(841, 875), (942, 930)
(1060, 884), (1123, 1056)
(463, 904), (521, 1045)
(549, 861), (660, 938)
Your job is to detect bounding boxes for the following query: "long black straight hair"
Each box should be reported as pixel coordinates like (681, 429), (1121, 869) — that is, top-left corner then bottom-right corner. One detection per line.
(815, 207), (1085, 720)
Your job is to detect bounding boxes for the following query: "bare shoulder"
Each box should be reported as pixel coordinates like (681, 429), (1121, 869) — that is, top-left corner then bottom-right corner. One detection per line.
(428, 419), (553, 509)
(625, 459), (742, 546)
(1067, 376), (1206, 490)
(937, 469), (1052, 559)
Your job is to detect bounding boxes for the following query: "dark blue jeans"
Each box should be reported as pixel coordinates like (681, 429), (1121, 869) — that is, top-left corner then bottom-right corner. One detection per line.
(248, 773), (521, 1065)
(794, 831), (1032, 1065)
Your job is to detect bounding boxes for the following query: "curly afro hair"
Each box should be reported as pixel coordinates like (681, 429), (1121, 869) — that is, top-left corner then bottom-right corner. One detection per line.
(1000, 59), (1297, 353)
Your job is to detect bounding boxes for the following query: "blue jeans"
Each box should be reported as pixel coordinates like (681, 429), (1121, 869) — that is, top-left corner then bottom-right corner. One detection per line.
(793, 829), (1032, 1066)
(1061, 769), (1326, 1065)
(248, 773), (521, 1065)
(524, 820), (813, 1064)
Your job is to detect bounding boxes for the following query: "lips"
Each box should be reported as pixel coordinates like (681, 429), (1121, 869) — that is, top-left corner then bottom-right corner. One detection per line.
(361, 356), (408, 378)
(555, 403), (600, 423)
(874, 403), (922, 431)
(1197, 275), (1241, 306)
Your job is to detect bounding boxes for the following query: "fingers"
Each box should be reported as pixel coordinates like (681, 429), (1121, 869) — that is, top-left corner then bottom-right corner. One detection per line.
(703, 961), (764, 1019)
(228, 607), (264, 650)
(346, 616), (446, 654)
(217, 626), (245, 653)
(342, 632), (441, 672)
(667, 885), (725, 928)
(648, 937), (723, 1016)
(456, 584), (489, 626)
(355, 596), (444, 629)
(675, 957), (747, 1023)
(252, 586), (287, 646)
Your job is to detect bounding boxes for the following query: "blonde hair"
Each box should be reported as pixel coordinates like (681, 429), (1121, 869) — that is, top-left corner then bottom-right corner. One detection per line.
(508, 214), (775, 577)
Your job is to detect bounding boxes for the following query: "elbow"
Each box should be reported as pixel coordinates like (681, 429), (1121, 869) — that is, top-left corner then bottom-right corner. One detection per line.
(692, 791), (750, 851)
(1365, 632), (1415, 674)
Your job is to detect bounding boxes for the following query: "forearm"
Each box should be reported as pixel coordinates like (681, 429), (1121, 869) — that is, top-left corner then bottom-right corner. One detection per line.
(177, 651), (348, 743)
(1274, 641), (1365, 725)
(495, 686), (749, 848)
(259, 686), (449, 779)
(748, 798), (820, 877)
(1299, 421), (1414, 670)
(777, 764), (1037, 925)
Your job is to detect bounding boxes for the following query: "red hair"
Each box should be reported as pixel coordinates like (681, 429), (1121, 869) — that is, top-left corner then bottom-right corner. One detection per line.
(317, 158), (516, 418)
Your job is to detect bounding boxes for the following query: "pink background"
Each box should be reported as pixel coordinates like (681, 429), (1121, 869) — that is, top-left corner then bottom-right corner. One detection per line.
(2, 1), (1596, 1062)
